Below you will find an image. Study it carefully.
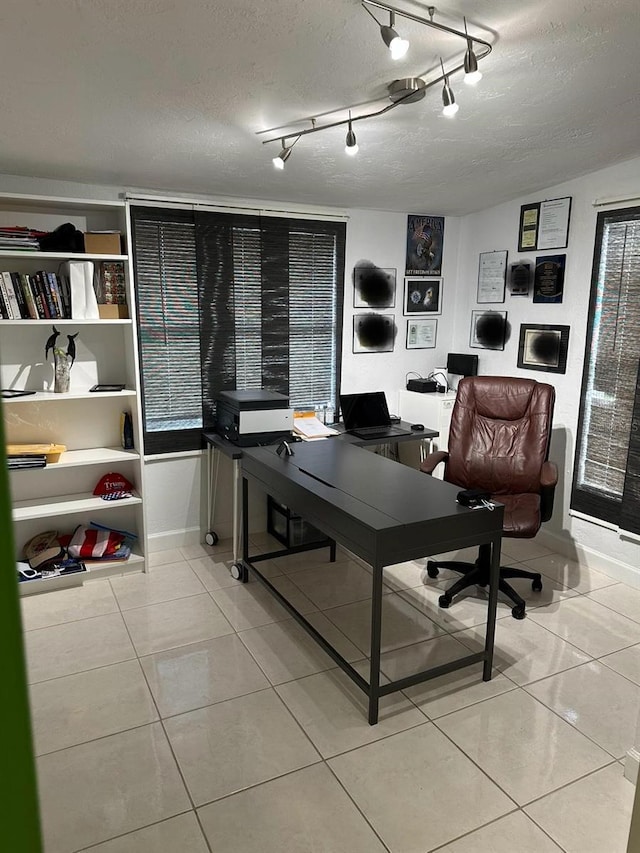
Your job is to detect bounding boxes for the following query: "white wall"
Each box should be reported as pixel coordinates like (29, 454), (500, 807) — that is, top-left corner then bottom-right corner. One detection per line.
(453, 155), (640, 583)
(342, 210), (461, 416)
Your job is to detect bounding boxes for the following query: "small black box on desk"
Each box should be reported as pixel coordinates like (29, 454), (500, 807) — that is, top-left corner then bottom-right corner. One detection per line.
(267, 496), (325, 548)
(406, 378), (438, 393)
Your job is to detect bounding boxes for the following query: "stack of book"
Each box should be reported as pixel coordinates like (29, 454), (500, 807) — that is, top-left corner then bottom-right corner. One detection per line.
(0, 269), (71, 319)
(7, 454), (47, 470)
(0, 226), (43, 251)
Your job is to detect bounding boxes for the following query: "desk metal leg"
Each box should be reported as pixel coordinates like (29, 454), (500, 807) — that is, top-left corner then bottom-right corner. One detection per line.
(368, 562), (384, 725)
(205, 445), (221, 546)
(483, 534), (501, 681)
(232, 458), (241, 564)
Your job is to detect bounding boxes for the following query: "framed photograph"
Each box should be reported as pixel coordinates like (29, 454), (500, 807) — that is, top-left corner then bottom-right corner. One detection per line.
(353, 313), (396, 353)
(518, 202), (540, 252)
(406, 318), (437, 349)
(477, 250), (507, 303)
(403, 277), (442, 315)
(534, 254), (566, 303)
(470, 310), (508, 351)
(405, 215), (444, 276)
(517, 324), (570, 374)
(353, 265), (396, 308)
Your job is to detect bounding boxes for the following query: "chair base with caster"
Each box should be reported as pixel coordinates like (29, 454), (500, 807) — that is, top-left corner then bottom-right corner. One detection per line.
(427, 543), (543, 619)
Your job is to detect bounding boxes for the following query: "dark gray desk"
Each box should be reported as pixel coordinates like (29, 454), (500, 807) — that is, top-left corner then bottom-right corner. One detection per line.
(240, 440), (503, 725)
(203, 422), (437, 569)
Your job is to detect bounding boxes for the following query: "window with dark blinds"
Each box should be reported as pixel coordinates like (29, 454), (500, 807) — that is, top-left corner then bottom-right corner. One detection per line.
(571, 206), (640, 531)
(131, 206), (345, 454)
(131, 209), (202, 454)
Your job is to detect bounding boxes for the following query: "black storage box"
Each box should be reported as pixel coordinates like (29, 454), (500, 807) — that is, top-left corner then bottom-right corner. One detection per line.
(267, 496), (325, 549)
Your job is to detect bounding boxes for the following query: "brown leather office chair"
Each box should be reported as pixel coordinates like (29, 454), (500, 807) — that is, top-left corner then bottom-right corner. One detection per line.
(420, 376), (557, 619)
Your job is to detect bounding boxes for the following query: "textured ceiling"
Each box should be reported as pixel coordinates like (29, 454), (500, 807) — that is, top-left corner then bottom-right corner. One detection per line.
(0, 0), (638, 214)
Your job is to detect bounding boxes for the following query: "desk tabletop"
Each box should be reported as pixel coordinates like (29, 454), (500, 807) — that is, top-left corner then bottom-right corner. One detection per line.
(242, 440), (503, 565)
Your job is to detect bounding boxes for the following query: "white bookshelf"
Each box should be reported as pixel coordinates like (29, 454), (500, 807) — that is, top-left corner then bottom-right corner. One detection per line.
(1, 192), (147, 594)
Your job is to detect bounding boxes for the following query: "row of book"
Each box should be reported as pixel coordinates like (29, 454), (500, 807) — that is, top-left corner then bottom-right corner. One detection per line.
(0, 270), (72, 319)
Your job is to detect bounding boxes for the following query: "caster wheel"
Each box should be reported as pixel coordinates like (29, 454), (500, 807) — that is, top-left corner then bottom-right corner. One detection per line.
(205, 531), (219, 547)
(427, 561), (440, 579)
(512, 603), (526, 619)
(532, 576), (543, 592)
(477, 582), (488, 588)
(230, 562), (248, 582)
(438, 594), (452, 609)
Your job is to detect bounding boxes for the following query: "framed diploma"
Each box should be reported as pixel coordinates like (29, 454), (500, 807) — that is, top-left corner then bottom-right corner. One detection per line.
(477, 250), (507, 303)
(518, 203), (540, 252)
(518, 197), (572, 251)
(537, 197), (572, 250)
(406, 318), (437, 349)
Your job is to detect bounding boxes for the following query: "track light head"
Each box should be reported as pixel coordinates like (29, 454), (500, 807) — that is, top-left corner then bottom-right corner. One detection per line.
(345, 117), (359, 155)
(272, 140), (292, 170)
(380, 12), (408, 59)
(442, 81), (459, 116)
(464, 42), (482, 84)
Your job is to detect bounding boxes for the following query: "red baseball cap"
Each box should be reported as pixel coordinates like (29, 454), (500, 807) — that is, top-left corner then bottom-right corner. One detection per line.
(93, 472), (134, 501)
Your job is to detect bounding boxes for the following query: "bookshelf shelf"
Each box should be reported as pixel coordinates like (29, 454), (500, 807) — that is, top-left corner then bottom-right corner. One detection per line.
(17, 551), (145, 597)
(0, 318), (132, 326)
(13, 447), (141, 469)
(13, 491), (142, 522)
(2, 389), (136, 403)
(2, 192), (147, 594)
(0, 250), (128, 261)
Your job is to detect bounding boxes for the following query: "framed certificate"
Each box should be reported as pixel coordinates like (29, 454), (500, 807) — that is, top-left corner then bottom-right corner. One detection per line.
(537, 197), (572, 250)
(406, 318), (437, 349)
(477, 250), (507, 303)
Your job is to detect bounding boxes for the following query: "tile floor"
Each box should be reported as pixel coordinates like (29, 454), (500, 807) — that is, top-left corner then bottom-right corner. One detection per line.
(21, 535), (638, 852)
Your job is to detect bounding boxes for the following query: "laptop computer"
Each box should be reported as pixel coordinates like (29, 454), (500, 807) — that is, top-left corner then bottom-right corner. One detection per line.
(339, 391), (412, 440)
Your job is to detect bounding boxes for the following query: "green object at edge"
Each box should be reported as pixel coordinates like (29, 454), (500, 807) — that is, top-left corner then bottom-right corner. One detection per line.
(0, 405), (43, 851)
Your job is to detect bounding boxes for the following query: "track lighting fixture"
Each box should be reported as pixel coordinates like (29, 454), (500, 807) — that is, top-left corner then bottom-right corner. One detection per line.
(259, 3), (493, 164)
(345, 114), (359, 155)
(440, 58), (458, 116)
(463, 17), (482, 84)
(379, 11), (409, 60)
(272, 135), (301, 170)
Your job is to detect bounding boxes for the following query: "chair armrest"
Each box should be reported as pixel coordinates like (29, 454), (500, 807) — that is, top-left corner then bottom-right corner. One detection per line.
(420, 451), (449, 476)
(540, 461), (558, 522)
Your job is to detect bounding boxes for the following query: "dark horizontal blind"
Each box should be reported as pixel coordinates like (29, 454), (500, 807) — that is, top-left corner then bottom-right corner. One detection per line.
(571, 206), (640, 529)
(132, 206), (345, 453)
(131, 207), (202, 453)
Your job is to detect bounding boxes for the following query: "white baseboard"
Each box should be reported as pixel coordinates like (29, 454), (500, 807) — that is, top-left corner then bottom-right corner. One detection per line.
(626, 748), (640, 785)
(537, 529), (640, 589)
(148, 526), (204, 553)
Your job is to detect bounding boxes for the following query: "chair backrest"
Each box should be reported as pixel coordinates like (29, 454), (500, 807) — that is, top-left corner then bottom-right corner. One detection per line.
(445, 376), (555, 496)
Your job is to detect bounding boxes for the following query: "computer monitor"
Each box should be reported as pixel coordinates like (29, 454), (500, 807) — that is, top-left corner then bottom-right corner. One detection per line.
(447, 352), (478, 377)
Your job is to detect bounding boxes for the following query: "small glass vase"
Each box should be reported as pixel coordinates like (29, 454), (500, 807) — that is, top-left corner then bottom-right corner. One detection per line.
(53, 351), (72, 394)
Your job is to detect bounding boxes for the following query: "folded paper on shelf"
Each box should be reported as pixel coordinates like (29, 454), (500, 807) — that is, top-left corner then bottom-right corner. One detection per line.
(61, 261), (99, 319)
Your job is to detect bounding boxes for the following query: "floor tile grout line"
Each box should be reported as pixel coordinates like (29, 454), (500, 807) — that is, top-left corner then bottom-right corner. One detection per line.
(520, 683), (624, 762)
(520, 758), (621, 811)
(128, 615), (216, 853)
(69, 808), (199, 853)
(423, 807), (532, 853)
(583, 590), (640, 626)
(431, 708), (522, 808)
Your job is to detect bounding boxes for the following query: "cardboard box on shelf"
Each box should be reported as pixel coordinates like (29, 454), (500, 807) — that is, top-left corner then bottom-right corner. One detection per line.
(83, 232), (122, 255)
(98, 304), (129, 319)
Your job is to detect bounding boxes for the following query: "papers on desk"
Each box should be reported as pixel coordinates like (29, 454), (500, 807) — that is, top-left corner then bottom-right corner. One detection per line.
(293, 413), (340, 440)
